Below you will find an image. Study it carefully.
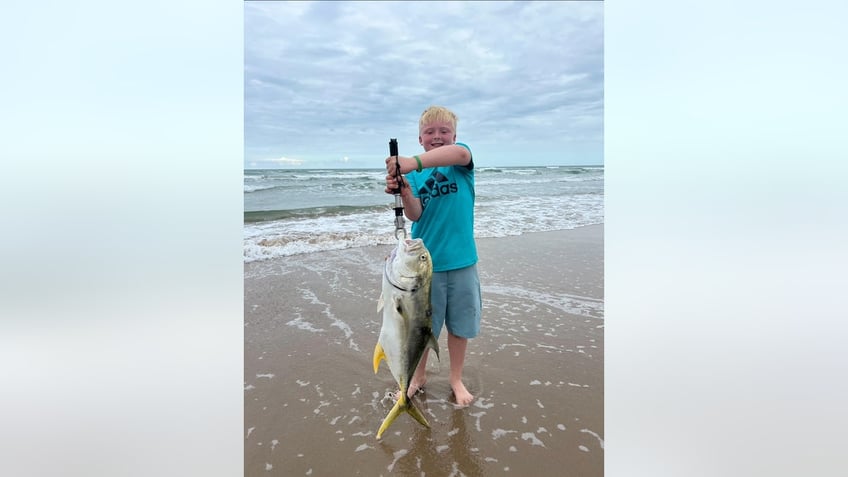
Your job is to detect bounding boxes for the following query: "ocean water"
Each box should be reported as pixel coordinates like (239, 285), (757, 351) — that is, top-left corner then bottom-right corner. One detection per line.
(244, 165), (603, 262)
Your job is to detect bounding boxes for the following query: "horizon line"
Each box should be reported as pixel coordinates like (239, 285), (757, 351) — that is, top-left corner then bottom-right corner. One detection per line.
(243, 163), (605, 171)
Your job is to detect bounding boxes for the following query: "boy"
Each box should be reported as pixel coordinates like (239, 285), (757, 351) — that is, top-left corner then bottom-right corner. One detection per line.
(384, 105), (481, 406)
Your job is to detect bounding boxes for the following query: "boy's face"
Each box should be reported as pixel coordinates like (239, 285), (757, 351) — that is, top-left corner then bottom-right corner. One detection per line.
(419, 120), (456, 151)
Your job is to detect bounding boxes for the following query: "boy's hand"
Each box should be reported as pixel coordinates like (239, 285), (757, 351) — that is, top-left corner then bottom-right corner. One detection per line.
(384, 156), (409, 194)
(385, 155), (408, 176)
(384, 172), (407, 194)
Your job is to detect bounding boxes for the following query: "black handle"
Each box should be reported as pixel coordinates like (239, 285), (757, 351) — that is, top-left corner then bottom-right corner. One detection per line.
(389, 138), (400, 194)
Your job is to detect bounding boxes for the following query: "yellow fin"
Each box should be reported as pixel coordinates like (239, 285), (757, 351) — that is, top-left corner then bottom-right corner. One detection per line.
(375, 392), (431, 439)
(406, 399), (430, 428)
(372, 342), (386, 374)
(376, 398), (403, 439)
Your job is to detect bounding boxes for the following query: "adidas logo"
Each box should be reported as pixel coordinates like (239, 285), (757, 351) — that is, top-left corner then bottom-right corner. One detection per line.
(418, 171), (458, 208)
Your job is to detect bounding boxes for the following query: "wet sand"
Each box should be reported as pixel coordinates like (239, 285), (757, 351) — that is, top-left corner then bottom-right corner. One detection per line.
(244, 224), (604, 476)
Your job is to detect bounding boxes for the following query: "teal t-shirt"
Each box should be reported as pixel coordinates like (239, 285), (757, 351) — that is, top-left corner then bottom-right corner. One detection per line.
(405, 142), (478, 272)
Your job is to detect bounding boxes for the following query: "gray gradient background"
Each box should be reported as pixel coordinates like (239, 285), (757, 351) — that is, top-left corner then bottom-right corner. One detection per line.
(1, 1), (846, 476)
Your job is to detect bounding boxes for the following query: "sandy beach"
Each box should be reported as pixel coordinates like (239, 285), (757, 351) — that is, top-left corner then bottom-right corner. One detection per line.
(244, 224), (604, 476)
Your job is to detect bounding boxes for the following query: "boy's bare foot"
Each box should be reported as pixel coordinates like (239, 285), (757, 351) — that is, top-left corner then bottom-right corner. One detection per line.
(407, 376), (427, 399)
(387, 378), (427, 403)
(451, 380), (474, 407)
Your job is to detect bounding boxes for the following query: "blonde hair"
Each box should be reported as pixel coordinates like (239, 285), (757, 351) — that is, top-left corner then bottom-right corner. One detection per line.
(419, 105), (458, 132)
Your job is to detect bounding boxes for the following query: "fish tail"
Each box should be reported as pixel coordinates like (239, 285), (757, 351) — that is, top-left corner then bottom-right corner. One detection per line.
(405, 398), (430, 428)
(375, 391), (431, 439)
(376, 398), (403, 439)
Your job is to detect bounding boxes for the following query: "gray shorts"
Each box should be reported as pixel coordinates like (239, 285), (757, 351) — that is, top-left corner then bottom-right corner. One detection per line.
(430, 264), (482, 339)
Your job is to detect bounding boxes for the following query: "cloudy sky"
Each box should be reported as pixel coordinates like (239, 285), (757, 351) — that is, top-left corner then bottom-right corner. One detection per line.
(244, 1), (603, 169)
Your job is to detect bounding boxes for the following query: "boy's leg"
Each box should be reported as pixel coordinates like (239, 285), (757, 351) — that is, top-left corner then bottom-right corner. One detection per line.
(443, 265), (480, 406)
(407, 349), (429, 398)
(448, 332), (474, 406)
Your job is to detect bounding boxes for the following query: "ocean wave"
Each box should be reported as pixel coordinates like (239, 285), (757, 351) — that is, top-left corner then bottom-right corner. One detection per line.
(244, 184), (277, 193)
(244, 231), (397, 261)
(243, 198), (604, 262)
(244, 204), (389, 223)
(289, 172), (385, 181)
(243, 165), (604, 262)
(243, 221), (604, 263)
(476, 175), (604, 187)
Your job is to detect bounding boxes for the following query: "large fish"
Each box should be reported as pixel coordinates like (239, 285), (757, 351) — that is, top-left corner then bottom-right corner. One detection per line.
(372, 238), (440, 439)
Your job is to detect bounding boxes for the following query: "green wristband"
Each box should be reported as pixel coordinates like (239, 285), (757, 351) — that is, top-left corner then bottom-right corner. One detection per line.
(413, 155), (423, 172)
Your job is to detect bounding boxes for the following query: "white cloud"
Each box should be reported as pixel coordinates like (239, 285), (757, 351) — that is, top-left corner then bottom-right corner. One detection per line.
(244, 1), (604, 167)
(269, 156), (304, 166)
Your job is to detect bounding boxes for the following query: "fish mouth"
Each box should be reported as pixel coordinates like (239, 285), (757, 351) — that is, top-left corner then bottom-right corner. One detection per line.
(402, 239), (428, 262)
(402, 238), (425, 251)
(389, 239), (423, 260)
